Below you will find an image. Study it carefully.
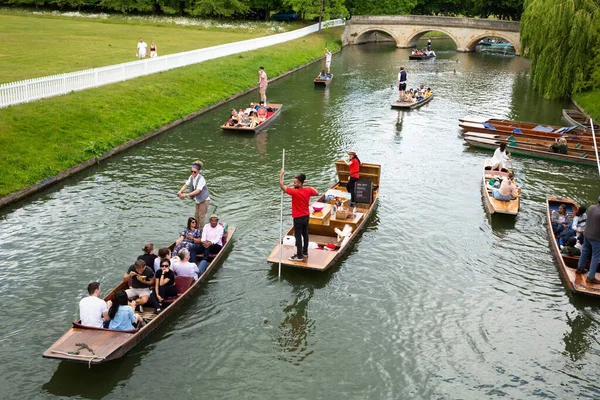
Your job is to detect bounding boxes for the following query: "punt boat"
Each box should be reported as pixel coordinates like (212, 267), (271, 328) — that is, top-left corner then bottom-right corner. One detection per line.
(221, 104), (282, 133)
(464, 131), (597, 153)
(463, 132), (599, 167)
(391, 94), (434, 110)
(43, 226), (236, 365)
(562, 109), (599, 130)
(458, 119), (593, 142)
(267, 161), (381, 271)
(546, 196), (600, 297)
(409, 53), (435, 60)
(314, 74), (333, 86)
(482, 160), (519, 215)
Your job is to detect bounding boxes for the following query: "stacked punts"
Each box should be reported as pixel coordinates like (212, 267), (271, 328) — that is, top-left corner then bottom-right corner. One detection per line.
(391, 94), (434, 110)
(546, 196), (600, 297)
(267, 161), (381, 271)
(562, 109), (599, 130)
(221, 104), (282, 133)
(43, 226), (236, 365)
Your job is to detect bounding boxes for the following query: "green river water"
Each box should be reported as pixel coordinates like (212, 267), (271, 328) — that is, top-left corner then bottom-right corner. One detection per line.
(1, 39), (600, 399)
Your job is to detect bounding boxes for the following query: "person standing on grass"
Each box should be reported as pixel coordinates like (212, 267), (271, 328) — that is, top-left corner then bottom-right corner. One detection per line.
(177, 160), (210, 228)
(258, 66), (268, 106)
(136, 37), (147, 59)
(279, 170), (318, 262)
(149, 41), (157, 58)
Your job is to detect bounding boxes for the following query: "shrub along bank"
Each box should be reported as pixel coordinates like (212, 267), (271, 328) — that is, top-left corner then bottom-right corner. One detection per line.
(574, 90), (600, 124)
(0, 27), (342, 199)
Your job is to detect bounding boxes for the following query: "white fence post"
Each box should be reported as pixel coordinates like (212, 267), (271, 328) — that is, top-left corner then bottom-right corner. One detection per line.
(0, 19), (344, 108)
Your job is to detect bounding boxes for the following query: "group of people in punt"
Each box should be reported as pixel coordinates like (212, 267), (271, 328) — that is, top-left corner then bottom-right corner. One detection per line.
(411, 48), (436, 57)
(402, 85), (432, 103)
(226, 102), (273, 128)
(79, 160), (226, 330)
(489, 143), (520, 201)
(552, 197), (600, 284)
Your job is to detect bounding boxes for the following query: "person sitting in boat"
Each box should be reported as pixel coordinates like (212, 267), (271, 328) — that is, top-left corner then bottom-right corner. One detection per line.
(149, 258), (177, 314)
(245, 103), (256, 114)
(228, 108), (240, 126)
(108, 290), (145, 330)
(200, 214), (224, 262)
(257, 104), (268, 122)
(490, 142), (510, 171)
(411, 48), (418, 55)
(237, 110), (250, 127)
(153, 247), (172, 272)
(137, 243), (157, 273)
(123, 260), (155, 311)
(173, 217), (202, 263)
(558, 206), (587, 242)
(79, 282), (111, 328)
(561, 237), (581, 256)
(173, 248), (199, 280)
(249, 111), (260, 128)
(550, 137), (568, 154)
(425, 88), (432, 97)
(491, 172), (519, 201)
(551, 203), (570, 234)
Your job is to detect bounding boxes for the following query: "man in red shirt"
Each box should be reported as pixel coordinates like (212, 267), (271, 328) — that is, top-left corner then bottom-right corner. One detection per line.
(279, 169), (318, 261)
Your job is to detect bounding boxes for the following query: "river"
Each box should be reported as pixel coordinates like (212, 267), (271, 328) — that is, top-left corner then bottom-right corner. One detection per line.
(1, 39), (599, 399)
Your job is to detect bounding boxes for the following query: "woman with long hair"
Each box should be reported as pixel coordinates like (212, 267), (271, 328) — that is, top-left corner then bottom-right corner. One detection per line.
(108, 290), (144, 330)
(344, 151), (361, 206)
(172, 217), (202, 263)
(149, 258), (177, 314)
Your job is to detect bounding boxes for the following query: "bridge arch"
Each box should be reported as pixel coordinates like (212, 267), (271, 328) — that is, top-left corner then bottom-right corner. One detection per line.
(353, 27), (399, 46)
(465, 33), (520, 54)
(406, 28), (459, 49)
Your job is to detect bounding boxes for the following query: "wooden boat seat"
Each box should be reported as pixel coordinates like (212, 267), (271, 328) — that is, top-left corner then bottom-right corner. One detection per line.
(162, 276), (195, 304)
(71, 321), (138, 334)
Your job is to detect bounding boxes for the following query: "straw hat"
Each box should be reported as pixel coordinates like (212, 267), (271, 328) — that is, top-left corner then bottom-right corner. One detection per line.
(209, 214), (219, 221)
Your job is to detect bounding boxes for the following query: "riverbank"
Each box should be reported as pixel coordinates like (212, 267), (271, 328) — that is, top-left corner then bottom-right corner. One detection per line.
(573, 89), (600, 122)
(0, 27), (342, 205)
(0, 11), (299, 83)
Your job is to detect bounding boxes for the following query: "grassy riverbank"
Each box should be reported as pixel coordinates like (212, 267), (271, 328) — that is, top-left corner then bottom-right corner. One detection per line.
(0, 27), (342, 198)
(574, 90), (600, 122)
(0, 11), (303, 83)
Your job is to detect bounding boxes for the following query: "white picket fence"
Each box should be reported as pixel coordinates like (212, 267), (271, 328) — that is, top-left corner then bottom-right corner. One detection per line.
(0, 19), (344, 108)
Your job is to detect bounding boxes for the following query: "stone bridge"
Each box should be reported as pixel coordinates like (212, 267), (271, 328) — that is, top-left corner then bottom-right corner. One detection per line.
(342, 15), (521, 55)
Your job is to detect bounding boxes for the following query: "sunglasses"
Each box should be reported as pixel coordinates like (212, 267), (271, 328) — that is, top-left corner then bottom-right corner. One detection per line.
(190, 170), (198, 174)
(161, 264), (170, 268)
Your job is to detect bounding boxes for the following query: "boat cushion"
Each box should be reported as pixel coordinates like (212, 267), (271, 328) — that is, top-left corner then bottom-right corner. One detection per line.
(483, 122), (496, 130)
(162, 276), (195, 304)
(512, 128), (522, 134)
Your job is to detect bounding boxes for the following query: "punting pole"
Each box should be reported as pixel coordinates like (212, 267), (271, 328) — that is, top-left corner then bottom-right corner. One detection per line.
(278, 149), (286, 278)
(591, 118), (600, 178)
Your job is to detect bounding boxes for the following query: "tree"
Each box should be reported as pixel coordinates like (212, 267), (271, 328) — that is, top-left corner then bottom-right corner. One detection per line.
(188, 0), (248, 17)
(521, 0), (600, 98)
(346, 0), (417, 15)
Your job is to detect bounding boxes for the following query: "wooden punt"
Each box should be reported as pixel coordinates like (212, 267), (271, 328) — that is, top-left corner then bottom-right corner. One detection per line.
(391, 94), (433, 110)
(459, 115), (594, 134)
(409, 53), (435, 60)
(464, 131), (598, 153)
(463, 132), (599, 166)
(562, 109), (600, 130)
(481, 160), (519, 216)
(459, 120), (594, 143)
(546, 196), (600, 297)
(221, 104), (282, 133)
(267, 161), (381, 271)
(43, 226), (236, 365)
(314, 74), (333, 86)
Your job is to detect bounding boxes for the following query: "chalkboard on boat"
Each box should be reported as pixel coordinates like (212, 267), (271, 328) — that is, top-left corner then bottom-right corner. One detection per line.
(355, 180), (372, 204)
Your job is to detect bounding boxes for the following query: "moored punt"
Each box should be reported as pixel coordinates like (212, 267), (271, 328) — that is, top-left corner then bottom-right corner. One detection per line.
(314, 74), (333, 86)
(546, 196), (600, 297)
(463, 132), (599, 166)
(43, 226), (236, 365)
(562, 109), (600, 130)
(459, 115), (594, 135)
(464, 131), (598, 153)
(459, 120), (593, 143)
(221, 104), (282, 133)
(481, 160), (519, 215)
(267, 161), (381, 271)
(391, 94), (433, 110)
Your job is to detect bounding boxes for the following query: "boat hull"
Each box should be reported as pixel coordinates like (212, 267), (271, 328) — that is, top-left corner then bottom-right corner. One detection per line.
(221, 104), (282, 133)
(314, 74), (333, 86)
(391, 94), (433, 110)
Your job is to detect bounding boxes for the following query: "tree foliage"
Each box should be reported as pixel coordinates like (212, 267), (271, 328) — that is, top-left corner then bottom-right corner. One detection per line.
(521, 0), (600, 98)
(346, 0), (416, 15)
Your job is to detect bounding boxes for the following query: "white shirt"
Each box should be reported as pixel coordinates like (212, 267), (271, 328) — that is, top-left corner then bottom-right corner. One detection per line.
(185, 174), (210, 203)
(325, 52), (332, 63)
(79, 296), (108, 328)
(137, 41), (147, 54)
(173, 261), (199, 280)
(491, 148), (509, 164)
(201, 223), (224, 246)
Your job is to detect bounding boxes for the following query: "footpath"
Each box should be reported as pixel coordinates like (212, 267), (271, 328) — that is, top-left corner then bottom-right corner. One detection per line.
(0, 27), (343, 208)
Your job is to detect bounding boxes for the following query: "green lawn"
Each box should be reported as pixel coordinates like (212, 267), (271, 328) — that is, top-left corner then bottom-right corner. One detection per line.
(0, 13), (294, 83)
(574, 89), (600, 122)
(0, 27), (343, 197)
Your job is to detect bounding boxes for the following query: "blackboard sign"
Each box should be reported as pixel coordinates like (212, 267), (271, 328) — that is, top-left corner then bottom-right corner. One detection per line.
(354, 180), (373, 204)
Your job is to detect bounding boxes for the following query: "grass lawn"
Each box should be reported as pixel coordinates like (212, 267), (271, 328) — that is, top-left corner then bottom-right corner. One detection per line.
(573, 89), (600, 122)
(0, 12), (302, 83)
(0, 27), (343, 197)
